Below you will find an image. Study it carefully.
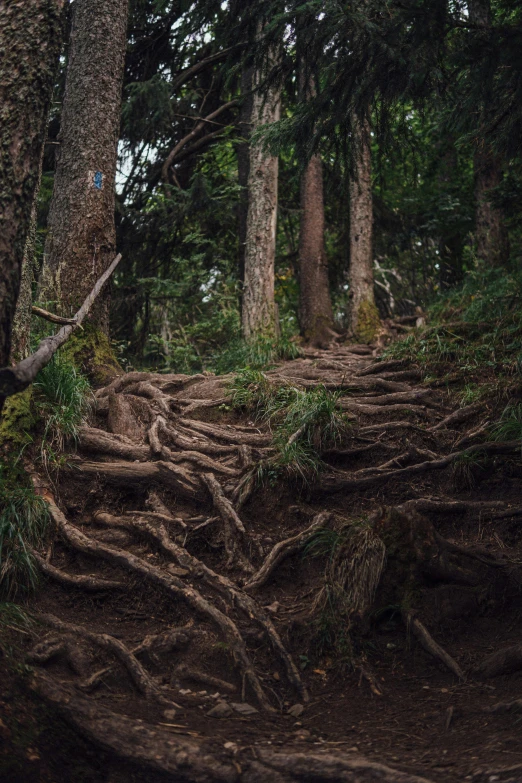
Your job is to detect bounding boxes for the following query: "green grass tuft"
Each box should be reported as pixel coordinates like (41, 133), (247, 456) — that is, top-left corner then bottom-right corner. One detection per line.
(0, 467), (50, 599)
(490, 403), (522, 443)
(231, 372), (351, 483)
(33, 355), (92, 465)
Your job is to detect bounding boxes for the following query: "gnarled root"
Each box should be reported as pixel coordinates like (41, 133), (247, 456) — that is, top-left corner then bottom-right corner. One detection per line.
(46, 500), (275, 711)
(31, 549), (124, 591)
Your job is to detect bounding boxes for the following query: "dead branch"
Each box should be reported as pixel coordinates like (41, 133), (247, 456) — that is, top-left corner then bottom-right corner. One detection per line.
(403, 609), (465, 680)
(31, 305), (77, 325)
(0, 253), (122, 397)
(244, 512), (330, 592)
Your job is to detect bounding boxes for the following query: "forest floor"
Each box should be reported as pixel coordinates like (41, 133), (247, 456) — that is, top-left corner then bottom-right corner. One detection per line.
(2, 342), (522, 783)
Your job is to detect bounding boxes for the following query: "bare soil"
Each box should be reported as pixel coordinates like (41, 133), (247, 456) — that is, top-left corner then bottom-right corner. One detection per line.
(2, 344), (522, 783)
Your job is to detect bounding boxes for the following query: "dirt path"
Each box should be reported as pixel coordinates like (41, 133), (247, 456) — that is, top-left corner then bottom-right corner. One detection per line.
(6, 344), (522, 782)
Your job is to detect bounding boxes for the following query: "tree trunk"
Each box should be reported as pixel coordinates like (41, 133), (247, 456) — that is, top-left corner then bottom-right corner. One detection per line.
(0, 0), (64, 371)
(349, 113), (379, 343)
(241, 50), (281, 341)
(237, 66), (254, 307)
(297, 66), (334, 348)
(468, 0), (509, 267)
(39, 0), (128, 333)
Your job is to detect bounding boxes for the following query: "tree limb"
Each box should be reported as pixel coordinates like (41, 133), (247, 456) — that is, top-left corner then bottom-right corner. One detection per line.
(0, 253), (122, 397)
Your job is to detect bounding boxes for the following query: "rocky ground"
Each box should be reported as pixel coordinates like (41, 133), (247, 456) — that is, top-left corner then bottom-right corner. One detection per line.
(2, 343), (522, 782)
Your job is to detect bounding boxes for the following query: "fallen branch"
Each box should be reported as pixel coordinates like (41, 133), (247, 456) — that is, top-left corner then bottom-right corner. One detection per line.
(403, 609), (465, 680)
(31, 305), (77, 325)
(0, 253), (122, 397)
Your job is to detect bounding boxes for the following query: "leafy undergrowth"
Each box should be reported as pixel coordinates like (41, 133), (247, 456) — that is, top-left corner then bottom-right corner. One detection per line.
(384, 266), (522, 389)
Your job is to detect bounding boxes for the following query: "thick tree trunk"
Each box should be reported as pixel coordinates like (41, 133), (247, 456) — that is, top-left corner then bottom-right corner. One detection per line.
(349, 113), (379, 342)
(468, 0), (509, 267)
(297, 67), (334, 347)
(237, 66), (254, 305)
(0, 0), (64, 371)
(39, 0), (128, 333)
(241, 55), (281, 341)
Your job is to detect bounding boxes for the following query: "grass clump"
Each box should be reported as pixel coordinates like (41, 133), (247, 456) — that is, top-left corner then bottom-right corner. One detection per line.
(383, 266), (522, 387)
(33, 355), (92, 466)
(230, 371), (351, 482)
(304, 519), (386, 660)
(0, 466), (50, 599)
(490, 402), (522, 443)
(213, 332), (301, 374)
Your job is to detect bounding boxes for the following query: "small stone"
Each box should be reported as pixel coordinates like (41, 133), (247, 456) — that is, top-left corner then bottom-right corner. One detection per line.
(287, 703), (304, 718)
(265, 601), (280, 614)
(179, 689), (192, 695)
(273, 672), (280, 681)
(441, 688), (449, 693)
(211, 692), (221, 699)
(224, 741), (238, 753)
(198, 690), (208, 696)
(167, 564), (189, 577)
(163, 709), (177, 721)
(347, 746), (359, 753)
(207, 701), (233, 718)
(231, 702), (259, 716)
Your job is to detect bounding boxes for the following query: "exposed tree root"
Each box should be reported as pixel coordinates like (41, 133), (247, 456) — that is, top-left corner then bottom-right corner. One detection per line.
(201, 472), (252, 570)
(72, 459), (201, 498)
(181, 418), (271, 446)
(46, 499), (275, 711)
(31, 549), (125, 591)
(37, 612), (173, 703)
(34, 676), (436, 783)
(402, 609), (465, 680)
(244, 512), (330, 592)
(174, 663), (237, 693)
(475, 645), (522, 678)
(93, 511), (307, 702)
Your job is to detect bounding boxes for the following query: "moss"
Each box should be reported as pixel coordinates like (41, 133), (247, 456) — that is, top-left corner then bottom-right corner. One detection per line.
(0, 389), (37, 446)
(354, 299), (381, 343)
(61, 324), (121, 387)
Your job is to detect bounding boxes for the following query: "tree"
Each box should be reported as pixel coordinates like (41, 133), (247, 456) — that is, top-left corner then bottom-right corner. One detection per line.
(349, 113), (380, 342)
(39, 0), (129, 333)
(241, 35), (281, 341)
(0, 0), (64, 371)
(468, 0), (510, 267)
(296, 55), (335, 348)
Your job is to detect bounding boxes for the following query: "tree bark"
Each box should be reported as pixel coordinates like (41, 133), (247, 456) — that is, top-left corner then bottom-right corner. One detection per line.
(468, 0), (509, 267)
(241, 44), (281, 341)
(237, 66), (254, 307)
(297, 66), (334, 347)
(349, 113), (379, 343)
(0, 0), (64, 372)
(39, 0), (128, 332)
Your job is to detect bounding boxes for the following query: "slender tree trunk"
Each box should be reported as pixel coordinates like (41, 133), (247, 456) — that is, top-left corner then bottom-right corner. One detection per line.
(241, 53), (281, 341)
(349, 113), (379, 342)
(237, 66), (254, 306)
(297, 66), (334, 347)
(0, 0), (64, 371)
(11, 148), (45, 363)
(39, 0), (128, 332)
(468, 0), (509, 266)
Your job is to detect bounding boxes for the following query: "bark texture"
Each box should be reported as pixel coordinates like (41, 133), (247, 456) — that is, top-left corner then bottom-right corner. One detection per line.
(468, 0), (509, 267)
(241, 50), (281, 341)
(237, 65), (254, 299)
(349, 114), (379, 343)
(297, 66), (334, 347)
(0, 0), (64, 370)
(39, 0), (128, 332)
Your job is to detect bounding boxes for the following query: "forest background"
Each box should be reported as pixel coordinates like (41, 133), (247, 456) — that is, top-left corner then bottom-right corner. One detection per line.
(8, 0), (522, 383)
